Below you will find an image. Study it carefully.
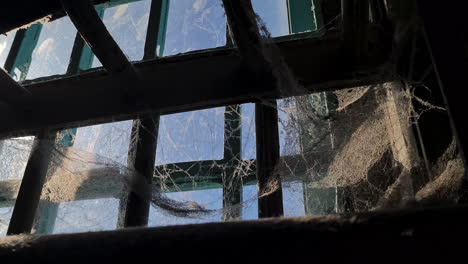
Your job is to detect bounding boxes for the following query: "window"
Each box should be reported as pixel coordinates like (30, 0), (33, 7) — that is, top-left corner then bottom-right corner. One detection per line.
(1, 0), (459, 238)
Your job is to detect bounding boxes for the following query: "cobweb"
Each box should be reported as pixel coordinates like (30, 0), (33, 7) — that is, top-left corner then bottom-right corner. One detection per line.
(0, 1), (466, 236)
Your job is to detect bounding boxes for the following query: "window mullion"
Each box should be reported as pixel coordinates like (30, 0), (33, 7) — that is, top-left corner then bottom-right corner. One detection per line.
(222, 105), (242, 220)
(119, 0), (169, 228)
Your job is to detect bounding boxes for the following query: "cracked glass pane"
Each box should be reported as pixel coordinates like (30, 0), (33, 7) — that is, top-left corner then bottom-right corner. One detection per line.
(92, 0), (151, 68)
(163, 0), (226, 56)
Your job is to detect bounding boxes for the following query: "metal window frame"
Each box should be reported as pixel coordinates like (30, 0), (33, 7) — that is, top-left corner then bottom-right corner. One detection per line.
(0, 0), (387, 235)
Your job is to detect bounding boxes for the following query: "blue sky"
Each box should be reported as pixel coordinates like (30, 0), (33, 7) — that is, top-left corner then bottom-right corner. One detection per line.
(0, 0), (312, 235)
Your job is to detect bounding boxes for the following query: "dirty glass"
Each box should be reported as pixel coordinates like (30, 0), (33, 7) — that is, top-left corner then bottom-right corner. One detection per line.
(0, 137), (34, 236)
(252, 0), (290, 37)
(156, 108), (224, 165)
(241, 104), (256, 160)
(162, 0), (226, 56)
(26, 17), (77, 80)
(51, 199), (120, 234)
(0, 31), (15, 68)
(92, 0), (152, 68)
(242, 182), (306, 220)
(33, 121), (132, 235)
(1, 0), (463, 236)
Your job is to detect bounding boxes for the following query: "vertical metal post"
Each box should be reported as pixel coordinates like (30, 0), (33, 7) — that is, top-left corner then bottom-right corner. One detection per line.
(119, 117), (159, 227)
(222, 0), (284, 218)
(119, 0), (169, 228)
(222, 105), (242, 220)
(255, 101), (283, 218)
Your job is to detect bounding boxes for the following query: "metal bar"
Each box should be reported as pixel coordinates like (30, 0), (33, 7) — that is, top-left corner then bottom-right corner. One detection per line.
(61, 0), (131, 73)
(66, 32), (86, 75)
(66, 7), (105, 74)
(120, 116), (159, 227)
(7, 131), (55, 235)
(120, 0), (169, 228)
(222, 0), (284, 217)
(143, 0), (169, 60)
(222, 105), (242, 220)
(0, 34), (389, 138)
(255, 101), (283, 218)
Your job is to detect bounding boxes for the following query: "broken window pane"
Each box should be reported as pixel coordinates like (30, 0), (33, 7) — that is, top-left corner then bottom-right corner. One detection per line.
(156, 107), (224, 165)
(162, 0), (226, 56)
(26, 17), (77, 80)
(33, 121), (132, 235)
(0, 31), (15, 68)
(92, 0), (151, 68)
